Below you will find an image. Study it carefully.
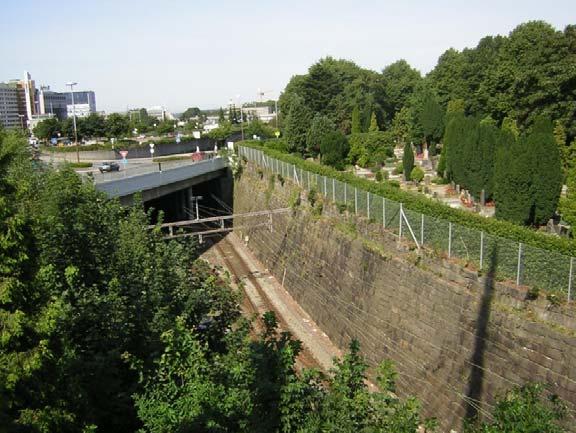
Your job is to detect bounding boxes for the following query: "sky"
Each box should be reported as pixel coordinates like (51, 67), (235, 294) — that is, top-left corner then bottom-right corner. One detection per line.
(1, 0), (573, 113)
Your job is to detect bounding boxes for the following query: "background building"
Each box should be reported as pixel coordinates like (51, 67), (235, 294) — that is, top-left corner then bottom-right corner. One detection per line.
(147, 105), (175, 121)
(66, 90), (96, 117)
(38, 86), (67, 120)
(0, 83), (23, 129)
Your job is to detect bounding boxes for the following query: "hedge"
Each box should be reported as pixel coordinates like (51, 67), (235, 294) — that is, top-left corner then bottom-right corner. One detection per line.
(240, 141), (576, 257)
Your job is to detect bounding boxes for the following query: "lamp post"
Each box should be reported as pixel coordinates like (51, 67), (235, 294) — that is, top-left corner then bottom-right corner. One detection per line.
(66, 82), (79, 163)
(236, 95), (244, 141)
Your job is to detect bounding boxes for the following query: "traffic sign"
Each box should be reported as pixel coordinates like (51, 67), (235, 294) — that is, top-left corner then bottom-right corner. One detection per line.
(274, 130), (280, 138)
(119, 150), (128, 159)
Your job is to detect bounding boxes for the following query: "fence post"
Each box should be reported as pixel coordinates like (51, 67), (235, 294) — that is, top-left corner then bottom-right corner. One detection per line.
(516, 242), (523, 286)
(480, 231), (484, 270)
(324, 176), (327, 197)
(383, 198), (386, 228)
(448, 222), (452, 259)
(420, 213), (424, 246)
(569, 257), (574, 302)
(367, 193), (370, 220)
(399, 203), (403, 241)
(354, 188), (358, 214)
(332, 178), (336, 202)
(344, 183), (347, 205)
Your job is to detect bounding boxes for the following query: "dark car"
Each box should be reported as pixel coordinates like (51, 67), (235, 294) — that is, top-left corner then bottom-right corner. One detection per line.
(98, 161), (120, 173)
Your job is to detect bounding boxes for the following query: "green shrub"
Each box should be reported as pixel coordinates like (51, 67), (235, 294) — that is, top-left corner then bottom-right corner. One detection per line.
(392, 162), (404, 175)
(410, 166), (425, 183)
(66, 162), (93, 168)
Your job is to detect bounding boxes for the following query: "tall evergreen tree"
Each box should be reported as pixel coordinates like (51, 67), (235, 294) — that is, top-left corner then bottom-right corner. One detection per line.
(283, 95), (313, 154)
(528, 116), (563, 225)
(351, 106), (362, 134)
(402, 141), (414, 181)
(494, 133), (534, 224)
(369, 112), (379, 132)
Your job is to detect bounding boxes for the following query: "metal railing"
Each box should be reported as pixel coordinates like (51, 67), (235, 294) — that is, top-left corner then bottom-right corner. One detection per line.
(239, 146), (574, 300)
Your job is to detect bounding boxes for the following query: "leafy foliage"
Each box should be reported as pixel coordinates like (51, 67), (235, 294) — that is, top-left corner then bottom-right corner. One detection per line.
(320, 131), (349, 170)
(306, 114), (335, 156)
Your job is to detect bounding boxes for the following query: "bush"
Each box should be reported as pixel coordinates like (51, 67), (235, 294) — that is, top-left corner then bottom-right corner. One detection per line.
(320, 131), (349, 170)
(411, 166), (425, 183)
(348, 131), (394, 167)
(392, 162), (404, 175)
(66, 162), (93, 168)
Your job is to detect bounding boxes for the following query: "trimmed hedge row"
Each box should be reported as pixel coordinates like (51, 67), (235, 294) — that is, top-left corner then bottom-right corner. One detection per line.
(240, 141), (576, 257)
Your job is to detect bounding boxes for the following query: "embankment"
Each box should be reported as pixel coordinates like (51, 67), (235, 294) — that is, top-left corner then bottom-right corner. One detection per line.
(234, 161), (576, 430)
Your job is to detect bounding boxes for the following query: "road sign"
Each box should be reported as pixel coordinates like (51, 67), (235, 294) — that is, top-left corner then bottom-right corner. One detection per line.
(119, 150), (128, 159)
(274, 130), (280, 138)
(150, 148), (155, 155)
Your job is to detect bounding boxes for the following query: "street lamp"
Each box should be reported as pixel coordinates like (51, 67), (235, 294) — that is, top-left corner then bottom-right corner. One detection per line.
(66, 81), (79, 163)
(236, 95), (244, 141)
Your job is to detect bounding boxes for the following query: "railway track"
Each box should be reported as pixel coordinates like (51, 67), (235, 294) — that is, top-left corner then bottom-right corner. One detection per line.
(207, 234), (330, 371)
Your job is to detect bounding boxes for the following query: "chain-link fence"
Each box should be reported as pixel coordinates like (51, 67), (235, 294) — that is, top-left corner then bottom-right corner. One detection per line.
(239, 146), (574, 300)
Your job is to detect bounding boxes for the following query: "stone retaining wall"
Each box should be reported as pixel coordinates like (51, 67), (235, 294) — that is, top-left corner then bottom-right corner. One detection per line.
(234, 162), (576, 431)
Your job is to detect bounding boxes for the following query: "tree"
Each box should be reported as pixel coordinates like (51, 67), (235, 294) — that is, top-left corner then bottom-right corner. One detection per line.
(306, 114), (335, 156)
(528, 117), (563, 225)
(246, 118), (275, 140)
(106, 113), (130, 138)
(283, 95), (312, 154)
(390, 106), (412, 146)
(413, 85), (444, 148)
(33, 117), (61, 141)
(369, 112), (379, 132)
(402, 141), (414, 181)
(156, 120), (176, 135)
(82, 113), (107, 138)
(351, 106), (362, 134)
(181, 107), (201, 121)
(380, 59), (422, 123)
(427, 48), (467, 108)
(320, 130), (349, 170)
(494, 133), (534, 225)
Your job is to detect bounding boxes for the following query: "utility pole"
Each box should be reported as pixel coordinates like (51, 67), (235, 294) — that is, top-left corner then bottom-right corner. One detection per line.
(66, 82), (79, 163)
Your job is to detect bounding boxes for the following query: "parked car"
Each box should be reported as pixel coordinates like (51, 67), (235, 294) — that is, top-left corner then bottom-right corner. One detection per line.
(98, 161), (120, 173)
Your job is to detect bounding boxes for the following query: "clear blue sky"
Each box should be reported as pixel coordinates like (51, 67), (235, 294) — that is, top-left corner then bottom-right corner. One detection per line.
(1, 0), (573, 113)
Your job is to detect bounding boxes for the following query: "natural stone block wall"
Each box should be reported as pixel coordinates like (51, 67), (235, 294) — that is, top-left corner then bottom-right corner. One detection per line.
(234, 163), (576, 431)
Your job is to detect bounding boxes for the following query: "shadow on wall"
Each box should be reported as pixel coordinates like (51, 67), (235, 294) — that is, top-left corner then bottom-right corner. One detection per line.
(464, 245), (498, 425)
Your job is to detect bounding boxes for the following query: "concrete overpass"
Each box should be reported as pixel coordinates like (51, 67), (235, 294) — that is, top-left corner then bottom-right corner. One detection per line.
(94, 156), (229, 205)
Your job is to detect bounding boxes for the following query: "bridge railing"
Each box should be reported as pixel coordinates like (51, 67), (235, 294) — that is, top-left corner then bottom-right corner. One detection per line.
(93, 152), (218, 182)
(239, 145), (574, 301)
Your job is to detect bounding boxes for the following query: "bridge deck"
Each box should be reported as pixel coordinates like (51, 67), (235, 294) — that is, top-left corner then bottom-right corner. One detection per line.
(93, 157), (227, 199)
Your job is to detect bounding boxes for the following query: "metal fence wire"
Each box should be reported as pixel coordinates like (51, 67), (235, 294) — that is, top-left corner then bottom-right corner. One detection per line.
(240, 146), (574, 300)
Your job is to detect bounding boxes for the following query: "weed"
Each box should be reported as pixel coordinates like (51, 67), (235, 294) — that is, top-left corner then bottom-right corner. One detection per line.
(526, 286), (540, 301)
